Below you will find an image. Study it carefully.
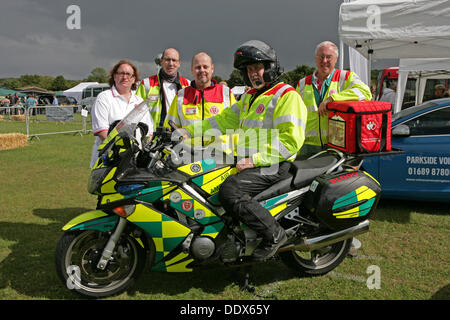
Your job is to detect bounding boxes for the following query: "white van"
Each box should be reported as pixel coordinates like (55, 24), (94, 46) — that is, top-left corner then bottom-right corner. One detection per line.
(80, 83), (110, 111)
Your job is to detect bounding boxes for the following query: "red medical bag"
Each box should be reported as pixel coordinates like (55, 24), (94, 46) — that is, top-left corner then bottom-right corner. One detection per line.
(327, 101), (392, 154)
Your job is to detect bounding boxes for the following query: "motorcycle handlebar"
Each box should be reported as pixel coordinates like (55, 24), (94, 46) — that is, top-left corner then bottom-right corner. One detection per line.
(168, 120), (178, 132)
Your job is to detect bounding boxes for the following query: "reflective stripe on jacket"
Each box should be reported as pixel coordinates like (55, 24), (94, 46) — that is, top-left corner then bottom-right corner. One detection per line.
(136, 74), (190, 126)
(186, 82), (307, 167)
(297, 69), (372, 146)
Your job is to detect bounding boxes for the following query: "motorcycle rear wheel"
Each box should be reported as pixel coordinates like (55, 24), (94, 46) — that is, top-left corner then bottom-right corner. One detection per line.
(55, 230), (147, 298)
(279, 238), (352, 276)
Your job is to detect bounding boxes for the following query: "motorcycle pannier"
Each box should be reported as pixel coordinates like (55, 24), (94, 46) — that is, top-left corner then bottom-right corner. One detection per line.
(305, 170), (381, 230)
(327, 101), (392, 154)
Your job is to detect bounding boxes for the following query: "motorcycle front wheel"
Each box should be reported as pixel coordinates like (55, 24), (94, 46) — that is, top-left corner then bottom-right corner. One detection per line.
(55, 230), (147, 298)
(279, 238), (352, 276)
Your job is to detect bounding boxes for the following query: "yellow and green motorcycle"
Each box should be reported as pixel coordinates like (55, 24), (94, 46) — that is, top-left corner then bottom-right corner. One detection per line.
(55, 100), (382, 298)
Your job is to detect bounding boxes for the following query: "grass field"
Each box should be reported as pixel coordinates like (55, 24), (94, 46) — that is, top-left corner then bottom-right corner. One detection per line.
(0, 119), (449, 300)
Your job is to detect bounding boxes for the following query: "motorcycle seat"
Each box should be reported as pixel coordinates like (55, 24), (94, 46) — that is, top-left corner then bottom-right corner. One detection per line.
(253, 155), (338, 202)
(253, 174), (294, 202)
(291, 155), (338, 188)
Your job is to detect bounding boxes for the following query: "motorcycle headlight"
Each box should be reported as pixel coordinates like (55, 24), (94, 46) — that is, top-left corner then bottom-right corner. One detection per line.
(117, 184), (145, 195)
(87, 167), (112, 194)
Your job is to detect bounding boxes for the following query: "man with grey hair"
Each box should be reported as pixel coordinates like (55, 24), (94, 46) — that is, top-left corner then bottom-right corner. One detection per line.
(296, 40), (372, 159)
(315, 40), (339, 59)
(297, 41), (372, 257)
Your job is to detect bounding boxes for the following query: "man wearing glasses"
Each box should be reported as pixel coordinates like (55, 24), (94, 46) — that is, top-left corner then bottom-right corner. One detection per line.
(296, 41), (372, 159)
(137, 48), (190, 128)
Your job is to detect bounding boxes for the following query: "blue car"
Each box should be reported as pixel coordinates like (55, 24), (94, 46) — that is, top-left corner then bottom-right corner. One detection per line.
(362, 98), (450, 203)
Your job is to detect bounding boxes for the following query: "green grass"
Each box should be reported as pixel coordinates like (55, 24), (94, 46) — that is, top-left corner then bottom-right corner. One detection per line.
(0, 120), (449, 300)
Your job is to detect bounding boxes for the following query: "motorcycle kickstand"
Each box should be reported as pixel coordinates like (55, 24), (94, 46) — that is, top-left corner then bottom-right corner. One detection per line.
(239, 266), (255, 294)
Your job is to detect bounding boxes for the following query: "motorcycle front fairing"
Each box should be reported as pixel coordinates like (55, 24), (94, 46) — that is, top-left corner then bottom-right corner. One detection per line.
(64, 103), (150, 231)
(62, 210), (118, 232)
(61, 200), (196, 272)
(63, 101), (204, 271)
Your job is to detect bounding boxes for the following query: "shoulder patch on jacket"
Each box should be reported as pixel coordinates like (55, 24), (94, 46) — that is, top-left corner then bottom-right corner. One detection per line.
(179, 76), (190, 87)
(265, 83), (295, 98)
(332, 69), (342, 82)
(150, 75), (159, 87)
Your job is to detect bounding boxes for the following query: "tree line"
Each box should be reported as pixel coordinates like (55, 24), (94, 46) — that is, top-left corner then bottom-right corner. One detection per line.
(215, 64), (316, 88)
(0, 67), (109, 92)
(0, 65), (320, 92)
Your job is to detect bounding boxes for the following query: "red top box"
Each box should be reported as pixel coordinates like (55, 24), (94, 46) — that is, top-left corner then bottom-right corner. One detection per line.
(327, 101), (392, 154)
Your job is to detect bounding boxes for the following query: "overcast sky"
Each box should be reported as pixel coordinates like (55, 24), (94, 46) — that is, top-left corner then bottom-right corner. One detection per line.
(0, 0), (394, 81)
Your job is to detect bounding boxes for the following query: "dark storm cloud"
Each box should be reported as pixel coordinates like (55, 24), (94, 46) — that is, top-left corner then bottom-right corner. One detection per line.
(0, 0), (350, 80)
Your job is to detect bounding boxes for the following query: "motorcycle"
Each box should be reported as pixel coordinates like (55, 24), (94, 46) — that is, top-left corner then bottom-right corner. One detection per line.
(55, 100), (382, 298)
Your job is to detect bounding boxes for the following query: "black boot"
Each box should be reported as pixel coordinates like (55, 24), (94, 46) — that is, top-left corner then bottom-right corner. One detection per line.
(252, 228), (288, 261)
(224, 192), (288, 261)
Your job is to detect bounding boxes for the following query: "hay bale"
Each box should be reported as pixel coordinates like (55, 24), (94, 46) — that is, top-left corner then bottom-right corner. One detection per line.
(11, 115), (25, 121)
(0, 133), (28, 150)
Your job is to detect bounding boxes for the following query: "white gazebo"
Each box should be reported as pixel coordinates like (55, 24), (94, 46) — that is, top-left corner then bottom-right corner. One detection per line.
(339, 0), (450, 112)
(63, 82), (99, 103)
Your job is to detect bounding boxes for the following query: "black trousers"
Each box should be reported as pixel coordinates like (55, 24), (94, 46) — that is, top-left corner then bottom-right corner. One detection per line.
(219, 162), (291, 241)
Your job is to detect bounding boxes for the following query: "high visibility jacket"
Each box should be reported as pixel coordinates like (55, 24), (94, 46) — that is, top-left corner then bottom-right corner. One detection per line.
(185, 82), (307, 167)
(136, 74), (190, 127)
(296, 69), (372, 147)
(164, 80), (236, 128)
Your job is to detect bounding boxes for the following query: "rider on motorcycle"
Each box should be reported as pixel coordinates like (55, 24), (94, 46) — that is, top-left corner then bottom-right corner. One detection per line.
(184, 40), (308, 260)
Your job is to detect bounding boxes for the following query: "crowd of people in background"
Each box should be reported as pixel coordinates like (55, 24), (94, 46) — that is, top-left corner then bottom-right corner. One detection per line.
(0, 93), (65, 115)
(0, 93), (25, 106)
(0, 93), (29, 115)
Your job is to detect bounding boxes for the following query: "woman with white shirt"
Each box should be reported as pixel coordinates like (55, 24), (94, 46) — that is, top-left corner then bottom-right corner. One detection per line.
(90, 60), (154, 168)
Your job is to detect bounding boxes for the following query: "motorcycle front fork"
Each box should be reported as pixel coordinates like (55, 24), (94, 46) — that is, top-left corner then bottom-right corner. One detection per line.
(96, 217), (127, 270)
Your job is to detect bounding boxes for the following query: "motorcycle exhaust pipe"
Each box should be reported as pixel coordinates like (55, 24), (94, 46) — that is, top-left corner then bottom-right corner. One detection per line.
(278, 220), (370, 253)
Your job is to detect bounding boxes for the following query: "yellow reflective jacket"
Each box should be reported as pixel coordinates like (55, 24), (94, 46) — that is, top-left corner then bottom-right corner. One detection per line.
(164, 80), (236, 128)
(136, 74), (190, 127)
(185, 82), (307, 167)
(297, 69), (372, 146)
